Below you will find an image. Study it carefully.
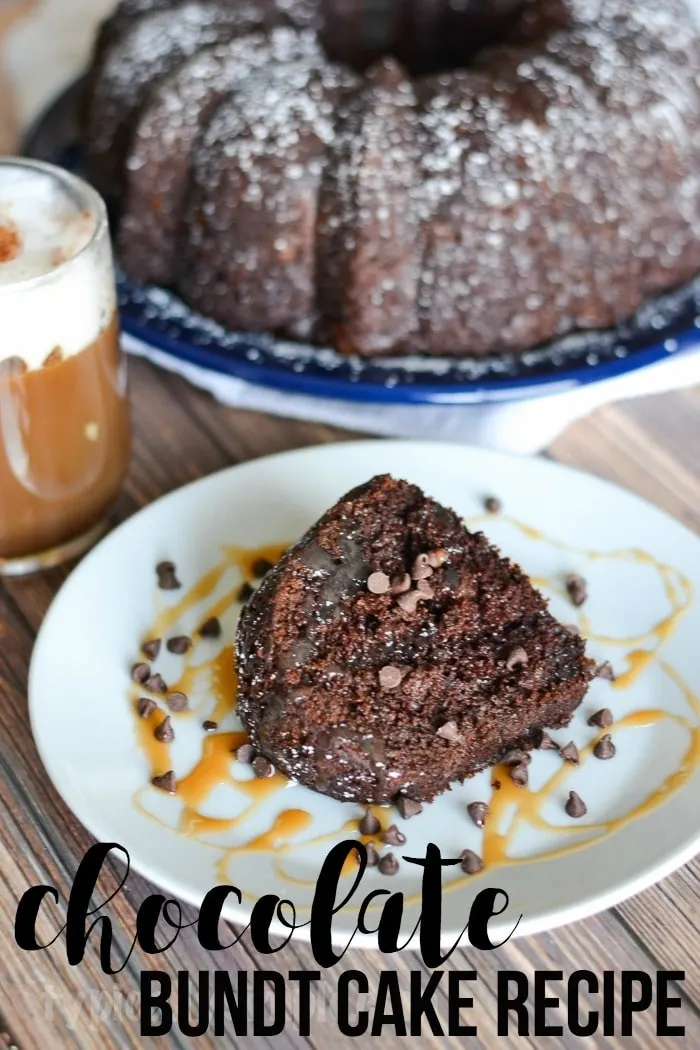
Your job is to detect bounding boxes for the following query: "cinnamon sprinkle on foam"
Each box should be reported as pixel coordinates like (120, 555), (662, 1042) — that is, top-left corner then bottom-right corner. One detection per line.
(0, 225), (20, 264)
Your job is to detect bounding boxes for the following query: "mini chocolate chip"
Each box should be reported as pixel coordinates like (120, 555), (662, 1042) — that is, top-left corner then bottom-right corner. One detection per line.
(137, 697), (156, 719)
(560, 741), (580, 765)
(506, 646), (528, 671)
(389, 573), (412, 596)
(396, 797), (423, 820)
(436, 720), (463, 744)
(154, 716), (174, 743)
(467, 801), (489, 828)
(594, 733), (617, 760)
(565, 790), (587, 818)
(252, 557), (273, 578)
(151, 771), (177, 793)
(131, 662), (151, 684)
(492, 779), (502, 790)
(534, 730), (559, 751)
(411, 554), (433, 581)
(367, 571), (391, 594)
(166, 692), (188, 712)
(396, 590), (422, 614)
(460, 849), (484, 874)
(378, 664), (407, 690)
(378, 853), (399, 876)
(202, 720), (218, 732)
(167, 635), (192, 655)
(159, 574), (181, 591)
(565, 573), (588, 607)
(381, 824), (406, 846)
(156, 561), (181, 590)
(415, 579), (434, 598)
(596, 661), (616, 681)
(141, 639), (161, 660)
(502, 748), (531, 766)
(563, 623), (581, 636)
(510, 762), (529, 786)
(588, 708), (613, 728)
(236, 743), (255, 764)
(238, 582), (254, 603)
(426, 549), (448, 569)
(359, 810), (381, 836)
(484, 496), (502, 513)
(145, 673), (168, 695)
(199, 616), (222, 638)
(253, 756), (274, 778)
(365, 843), (380, 867)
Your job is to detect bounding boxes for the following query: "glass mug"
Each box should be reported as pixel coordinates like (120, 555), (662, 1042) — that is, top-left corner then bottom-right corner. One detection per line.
(0, 158), (131, 575)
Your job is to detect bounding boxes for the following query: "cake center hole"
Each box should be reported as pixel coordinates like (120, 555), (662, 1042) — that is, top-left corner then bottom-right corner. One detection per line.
(321, 0), (525, 75)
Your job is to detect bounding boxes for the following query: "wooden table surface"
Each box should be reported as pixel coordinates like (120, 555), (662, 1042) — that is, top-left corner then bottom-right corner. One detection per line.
(0, 356), (699, 1049)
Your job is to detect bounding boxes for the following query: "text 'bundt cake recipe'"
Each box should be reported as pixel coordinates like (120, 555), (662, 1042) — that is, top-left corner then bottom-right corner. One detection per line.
(83, 0), (700, 358)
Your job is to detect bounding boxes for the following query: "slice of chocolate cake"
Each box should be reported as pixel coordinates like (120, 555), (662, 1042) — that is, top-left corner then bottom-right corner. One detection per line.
(236, 475), (595, 804)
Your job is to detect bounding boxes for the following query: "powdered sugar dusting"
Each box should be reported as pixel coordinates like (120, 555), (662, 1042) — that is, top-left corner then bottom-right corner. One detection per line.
(91, 0), (700, 360)
(119, 28), (323, 285)
(410, 0), (700, 354)
(85, 1), (309, 197)
(179, 48), (357, 335)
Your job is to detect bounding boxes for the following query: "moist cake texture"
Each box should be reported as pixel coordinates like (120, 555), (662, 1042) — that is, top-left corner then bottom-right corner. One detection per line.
(236, 475), (595, 804)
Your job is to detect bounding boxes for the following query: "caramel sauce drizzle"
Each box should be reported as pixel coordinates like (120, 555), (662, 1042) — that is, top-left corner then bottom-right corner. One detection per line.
(217, 808), (390, 890)
(128, 519), (699, 894)
(467, 514), (693, 690)
(482, 707), (698, 867)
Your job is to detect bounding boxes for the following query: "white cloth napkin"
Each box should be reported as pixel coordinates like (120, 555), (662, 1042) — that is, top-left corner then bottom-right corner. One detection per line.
(123, 333), (700, 454)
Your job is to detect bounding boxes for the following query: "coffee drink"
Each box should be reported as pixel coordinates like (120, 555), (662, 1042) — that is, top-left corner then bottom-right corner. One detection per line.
(0, 159), (130, 572)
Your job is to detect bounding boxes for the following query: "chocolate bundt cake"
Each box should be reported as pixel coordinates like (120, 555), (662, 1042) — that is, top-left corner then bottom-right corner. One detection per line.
(178, 40), (358, 339)
(236, 475), (595, 804)
(119, 29), (334, 287)
(84, 0), (700, 357)
(84, 2), (290, 202)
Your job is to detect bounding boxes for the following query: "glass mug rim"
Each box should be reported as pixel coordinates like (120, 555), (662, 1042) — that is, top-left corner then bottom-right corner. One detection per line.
(0, 156), (129, 576)
(0, 155), (108, 293)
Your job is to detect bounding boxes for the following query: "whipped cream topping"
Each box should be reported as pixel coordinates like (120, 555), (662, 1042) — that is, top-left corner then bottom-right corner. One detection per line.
(0, 164), (116, 370)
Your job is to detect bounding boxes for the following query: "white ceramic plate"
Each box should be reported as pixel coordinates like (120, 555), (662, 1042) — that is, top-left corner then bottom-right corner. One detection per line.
(29, 441), (700, 949)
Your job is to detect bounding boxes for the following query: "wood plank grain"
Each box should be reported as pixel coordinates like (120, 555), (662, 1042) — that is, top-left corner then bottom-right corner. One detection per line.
(1, 358), (699, 1049)
(550, 400), (700, 533)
